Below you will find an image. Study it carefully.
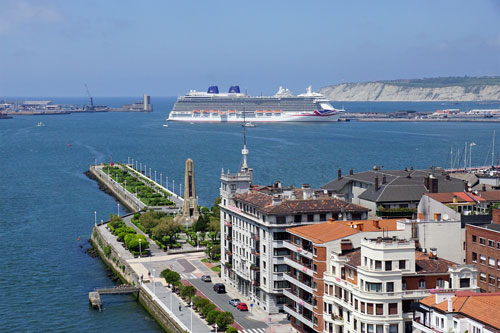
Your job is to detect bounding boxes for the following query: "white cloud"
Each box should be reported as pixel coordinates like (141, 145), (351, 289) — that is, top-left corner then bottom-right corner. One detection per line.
(0, 0), (63, 34)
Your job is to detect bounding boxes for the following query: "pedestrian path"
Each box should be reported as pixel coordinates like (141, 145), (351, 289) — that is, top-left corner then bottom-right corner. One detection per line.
(181, 272), (198, 280)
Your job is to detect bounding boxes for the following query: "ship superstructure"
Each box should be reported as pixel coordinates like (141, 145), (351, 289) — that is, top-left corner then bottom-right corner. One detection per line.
(167, 86), (344, 122)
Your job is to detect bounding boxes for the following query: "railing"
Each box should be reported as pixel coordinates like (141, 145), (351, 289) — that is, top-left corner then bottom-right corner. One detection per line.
(283, 305), (314, 328)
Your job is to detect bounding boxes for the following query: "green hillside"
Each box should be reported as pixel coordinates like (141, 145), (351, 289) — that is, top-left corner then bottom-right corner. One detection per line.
(376, 76), (500, 88)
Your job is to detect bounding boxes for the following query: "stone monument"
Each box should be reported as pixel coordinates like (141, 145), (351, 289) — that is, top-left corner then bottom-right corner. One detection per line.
(174, 158), (199, 227)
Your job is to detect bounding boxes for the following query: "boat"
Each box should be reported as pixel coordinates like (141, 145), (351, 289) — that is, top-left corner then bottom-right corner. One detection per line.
(243, 122), (256, 128)
(163, 124), (169, 127)
(167, 85), (344, 123)
(36, 122), (45, 127)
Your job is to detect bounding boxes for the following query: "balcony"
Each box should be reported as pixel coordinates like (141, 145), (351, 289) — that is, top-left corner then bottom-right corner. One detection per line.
(224, 220), (232, 227)
(283, 289), (313, 311)
(283, 241), (313, 259)
(251, 249), (260, 256)
(284, 305), (314, 329)
(250, 264), (260, 271)
(376, 207), (416, 218)
(284, 257), (314, 276)
(251, 232), (260, 241)
(283, 272), (313, 294)
(412, 318), (434, 333)
(225, 235), (232, 241)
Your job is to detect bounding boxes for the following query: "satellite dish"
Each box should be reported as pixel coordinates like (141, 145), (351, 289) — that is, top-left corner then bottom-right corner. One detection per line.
(442, 213), (449, 220)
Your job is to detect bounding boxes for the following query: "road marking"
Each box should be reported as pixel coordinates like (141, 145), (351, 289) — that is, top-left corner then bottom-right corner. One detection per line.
(240, 329), (266, 333)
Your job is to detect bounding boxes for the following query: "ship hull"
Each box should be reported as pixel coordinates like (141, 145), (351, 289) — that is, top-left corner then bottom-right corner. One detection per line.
(167, 111), (342, 123)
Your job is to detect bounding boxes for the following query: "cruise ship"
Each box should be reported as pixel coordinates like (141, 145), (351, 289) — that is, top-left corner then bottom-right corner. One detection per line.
(167, 86), (344, 122)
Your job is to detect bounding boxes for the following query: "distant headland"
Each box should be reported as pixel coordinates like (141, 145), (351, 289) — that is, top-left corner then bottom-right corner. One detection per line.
(319, 76), (500, 102)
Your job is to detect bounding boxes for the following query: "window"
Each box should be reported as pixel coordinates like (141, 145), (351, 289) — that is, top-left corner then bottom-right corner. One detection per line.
(473, 326), (482, 333)
(418, 279), (426, 289)
(399, 259), (406, 270)
(364, 256), (368, 266)
(263, 245), (266, 253)
(386, 282), (394, 292)
(402, 280), (407, 290)
(389, 324), (398, 333)
(360, 302), (365, 313)
(348, 269), (354, 279)
(498, 259), (500, 269)
(472, 235), (477, 242)
(320, 213), (326, 221)
(367, 303), (374, 315)
(489, 257), (496, 267)
(440, 318), (444, 328)
(367, 324), (374, 333)
(480, 272), (487, 282)
(437, 279), (445, 288)
(497, 277), (500, 287)
(376, 304), (383, 315)
(480, 237), (486, 245)
(307, 214), (314, 222)
(366, 282), (382, 292)
(276, 216), (286, 224)
(263, 277), (266, 285)
(294, 215), (302, 223)
(230, 184), (236, 193)
(385, 261), (392, 271)
(313, 264), (317, 272)
(489, 275), (495, 285)
(497, 242), (500, 250)
(313, 248), (317, 256)
(375, 260), (382, 270)
(489, 239), (495, 247)
(389, 303), (398, 315)
(472, 252), (478, 263)
(480, 254), (486, 264)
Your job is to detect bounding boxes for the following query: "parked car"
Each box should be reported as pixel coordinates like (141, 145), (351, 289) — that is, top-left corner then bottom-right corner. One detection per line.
(213, 283), (226, 293)
(229, 299), (241, 307)
(237, 302), (248, 311)
(201, 275), (211, 282)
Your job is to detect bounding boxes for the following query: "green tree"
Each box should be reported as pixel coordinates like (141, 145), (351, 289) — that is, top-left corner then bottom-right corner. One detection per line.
(163, 270), (181, 290)
(211, 197), (221, 218)
(206, 310), (221, 325)
(139, 211), (159, 233)
(208, 217), (220, 233)
(193, 215), (208, 232)
(180, 286), (197, 303)
(202, 303), (216, 317)
(210, 244), (221, 261)
(194, 297), (209, 311)
(216, 311), (234, 331)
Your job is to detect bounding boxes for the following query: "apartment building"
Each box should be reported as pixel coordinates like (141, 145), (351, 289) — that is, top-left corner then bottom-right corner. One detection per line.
(412, 291), (500, 332)
(219, 168), (369, 313)
(283, 219), (478, 333)
(466, 220), (500, 292)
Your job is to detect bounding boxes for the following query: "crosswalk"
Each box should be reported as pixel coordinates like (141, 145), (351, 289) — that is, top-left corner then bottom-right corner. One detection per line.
(238, 328), (266, 333)
(180, 272), (198, 280)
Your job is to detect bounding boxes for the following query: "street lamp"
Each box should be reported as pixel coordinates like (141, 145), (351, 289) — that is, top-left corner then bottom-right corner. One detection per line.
(117, 203), (120, 216)
(469, 142), (476, 170)
(190, 301), (193, 332)
(140, 163), (142, 173)
(160, 173), (162, 187)
(154, 170), (157, 183)
(128, 156), (130, 165)
(94, 211), (97, 226)
(180, 183), (182, 196)
(149, 167), (151, 179)
(139, 238), (142, 259)
(173, 180), (175, 194)
(153, 268), (156, 295)
(166, 177), (168, 190)
(215, 323), (218, 333)
(135, 160), (138, 170)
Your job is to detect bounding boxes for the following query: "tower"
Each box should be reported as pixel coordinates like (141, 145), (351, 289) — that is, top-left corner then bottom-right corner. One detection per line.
(175, 158), (199, 227)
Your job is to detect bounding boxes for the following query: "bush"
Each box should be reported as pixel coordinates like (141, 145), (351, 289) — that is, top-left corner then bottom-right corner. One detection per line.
(225, 326), (238, 333)
(202, 303), (216, 317)
(180, 286), (197, 303)
(194, 297), (209, 311)
(216, 311), (234, 330)
(206, 310), (221, 325)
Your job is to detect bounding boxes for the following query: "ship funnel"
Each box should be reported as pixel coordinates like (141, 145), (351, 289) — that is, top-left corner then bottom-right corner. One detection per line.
(207, 86), (219, 94)
(228, 86), (240, 93)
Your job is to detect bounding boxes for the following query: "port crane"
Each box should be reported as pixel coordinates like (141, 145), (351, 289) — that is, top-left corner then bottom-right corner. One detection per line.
(85, 84), (94, 111)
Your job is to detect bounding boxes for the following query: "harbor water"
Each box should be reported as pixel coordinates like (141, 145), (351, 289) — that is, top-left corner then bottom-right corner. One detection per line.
(1, 97), (499, 331)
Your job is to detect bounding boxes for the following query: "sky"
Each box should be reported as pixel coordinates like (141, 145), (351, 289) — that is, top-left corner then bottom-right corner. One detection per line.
(1, 0), (500, 97)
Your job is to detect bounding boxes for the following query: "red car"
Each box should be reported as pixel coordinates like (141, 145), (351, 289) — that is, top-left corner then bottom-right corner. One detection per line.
(237, 302), (248, 311)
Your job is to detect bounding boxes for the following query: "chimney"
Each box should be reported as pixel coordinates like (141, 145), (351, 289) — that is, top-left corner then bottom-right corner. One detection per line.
(340, 239), (353, 254)
(447, 298), (453, 312)
(338, 168), (342, 180)
(373, 220), (380, 229)
(492, 208), (500, 224)
(424, 176), (430, 190)
(453, 195), (458, 203)
(382, 175), (387, 184)
(482, 184), (486, 191)
(429, 176), (438, 193)
(374, 176), (379, 191)
(349, 168), (354, 176)
(429, 247), (438, 259)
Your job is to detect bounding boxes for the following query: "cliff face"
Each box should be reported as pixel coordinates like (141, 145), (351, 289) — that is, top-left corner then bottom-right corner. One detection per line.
(319, 83), (500, 101)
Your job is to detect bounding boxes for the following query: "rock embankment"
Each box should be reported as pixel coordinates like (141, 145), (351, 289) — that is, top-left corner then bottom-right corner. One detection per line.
(319, 82), (500, 101)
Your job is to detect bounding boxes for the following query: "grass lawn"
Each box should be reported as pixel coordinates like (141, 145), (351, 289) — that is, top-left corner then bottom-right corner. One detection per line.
(211, 265), (221, 273)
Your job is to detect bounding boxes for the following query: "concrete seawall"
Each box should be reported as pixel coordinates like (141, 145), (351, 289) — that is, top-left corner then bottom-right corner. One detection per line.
(90, 225), (188, 333)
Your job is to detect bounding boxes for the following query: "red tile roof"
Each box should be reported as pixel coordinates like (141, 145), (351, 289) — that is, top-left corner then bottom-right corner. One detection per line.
(287, 222), (359, 244)
(425, 191), (485, 203)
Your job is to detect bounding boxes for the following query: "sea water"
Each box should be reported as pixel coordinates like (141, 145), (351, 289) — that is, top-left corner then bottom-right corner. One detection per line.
(1, 97), (499, 331)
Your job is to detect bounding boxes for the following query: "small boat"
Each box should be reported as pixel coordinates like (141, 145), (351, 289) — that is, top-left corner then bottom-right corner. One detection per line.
(36, 122), (45, 127)
(243, 122), (256, 128)
(163, 123), (169, 127)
